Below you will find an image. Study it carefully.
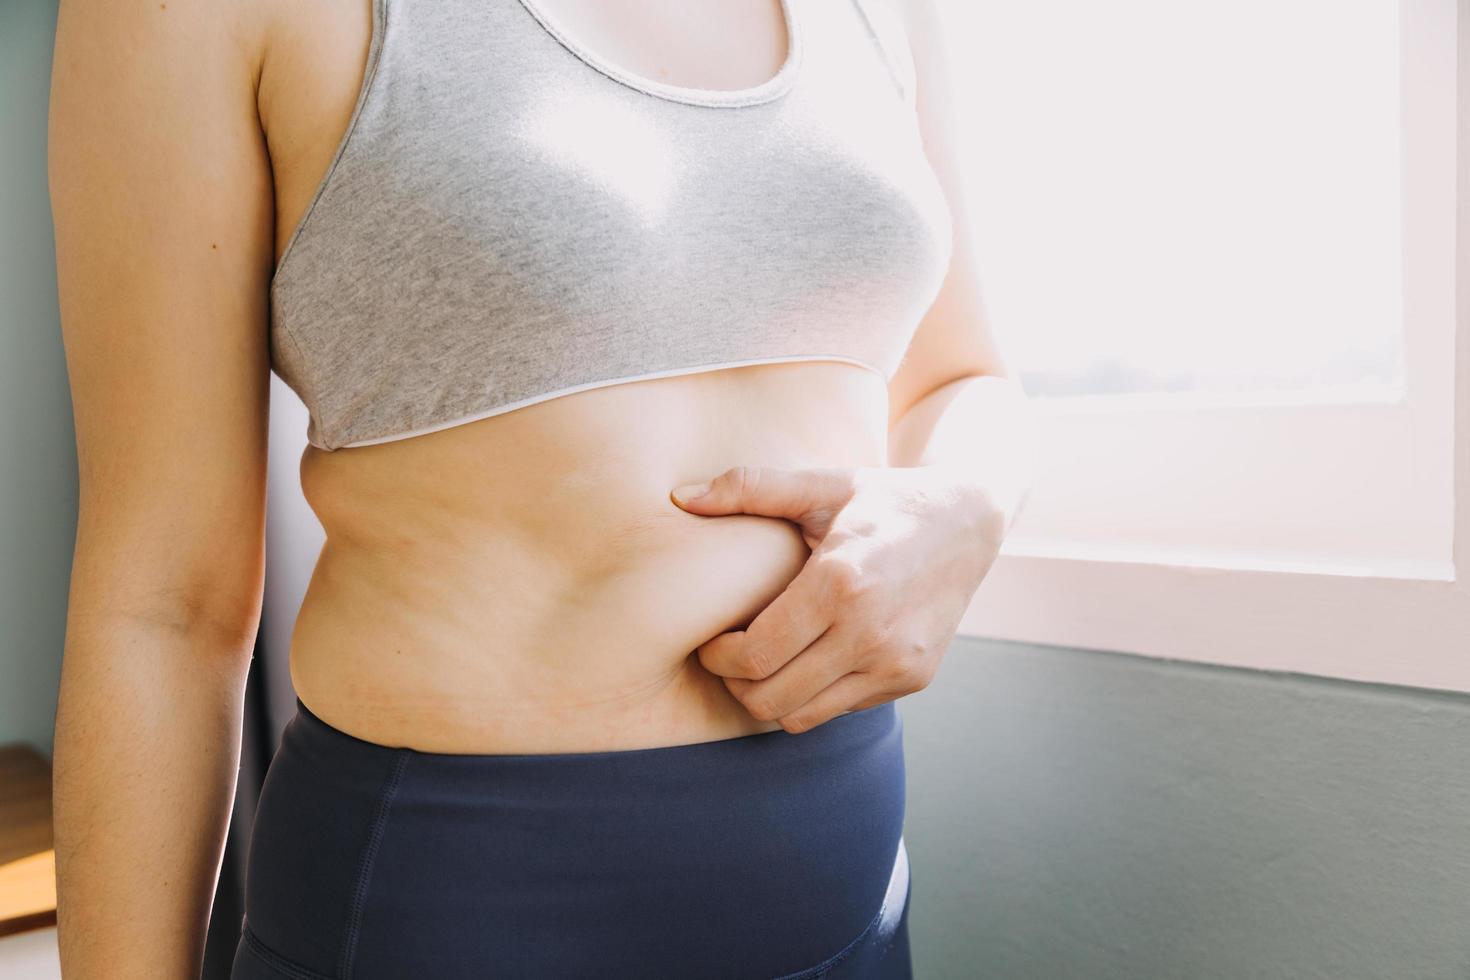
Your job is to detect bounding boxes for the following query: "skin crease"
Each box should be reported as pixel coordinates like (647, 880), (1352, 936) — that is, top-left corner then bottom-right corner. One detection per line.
(47, 0), (1036, 977)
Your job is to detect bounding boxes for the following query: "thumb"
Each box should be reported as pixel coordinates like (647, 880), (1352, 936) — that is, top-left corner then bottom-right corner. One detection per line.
(669, 465), (855, 527)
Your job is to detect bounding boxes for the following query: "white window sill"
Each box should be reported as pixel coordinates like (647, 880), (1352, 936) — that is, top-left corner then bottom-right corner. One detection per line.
(960, 541), (1470, 694)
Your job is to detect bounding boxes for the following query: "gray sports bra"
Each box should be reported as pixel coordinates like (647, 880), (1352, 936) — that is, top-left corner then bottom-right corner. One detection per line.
(269, 0), (953, 451)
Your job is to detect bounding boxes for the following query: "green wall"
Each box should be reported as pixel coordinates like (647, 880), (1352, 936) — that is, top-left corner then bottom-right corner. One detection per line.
(903, 637), (1470, 979)
(1, 0), (70, 758)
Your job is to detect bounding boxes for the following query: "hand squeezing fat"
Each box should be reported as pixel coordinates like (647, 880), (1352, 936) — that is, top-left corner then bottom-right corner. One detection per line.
(669, 461), (1003, 734)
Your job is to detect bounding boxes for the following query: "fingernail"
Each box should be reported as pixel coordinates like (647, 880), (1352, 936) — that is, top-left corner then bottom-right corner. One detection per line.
(672, 482), (710, 504)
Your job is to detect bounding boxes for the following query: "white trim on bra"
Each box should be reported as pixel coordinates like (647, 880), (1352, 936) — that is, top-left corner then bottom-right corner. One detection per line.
(325, 354), (887, 450)
(511, 0), (804, 109)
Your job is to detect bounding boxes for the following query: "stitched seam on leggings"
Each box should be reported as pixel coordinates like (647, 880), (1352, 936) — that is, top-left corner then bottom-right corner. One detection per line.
(769, 901), (888, 980)
(242, 925), (338, 980)
(337, 749), (411, 979)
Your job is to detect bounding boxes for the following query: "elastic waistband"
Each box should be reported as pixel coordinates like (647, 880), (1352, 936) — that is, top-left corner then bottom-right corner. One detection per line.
(290, 691), (899, 768)
(248, 693), (908, 978)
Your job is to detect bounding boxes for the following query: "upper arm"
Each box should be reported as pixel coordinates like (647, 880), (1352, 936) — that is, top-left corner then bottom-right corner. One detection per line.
(882, 0), (1017, 426)
(48, 0), (275, 646)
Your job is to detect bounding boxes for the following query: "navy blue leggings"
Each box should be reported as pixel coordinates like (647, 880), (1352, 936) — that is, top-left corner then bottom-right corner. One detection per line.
(231, 696), (912, 979)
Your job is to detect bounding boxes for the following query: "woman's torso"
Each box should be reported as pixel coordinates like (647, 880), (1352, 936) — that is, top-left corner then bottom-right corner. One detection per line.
(255, 0), (950, 753)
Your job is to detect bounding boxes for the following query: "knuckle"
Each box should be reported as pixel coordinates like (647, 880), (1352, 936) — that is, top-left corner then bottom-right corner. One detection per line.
(740, 693), (780, 721)
(901, 658), (936, 693)
(882, 643), (934, 693)
(729, 465), (761, 501)
(907, 667), (936, 694)
(823, 558), (866, 599)
(738, 647), (776, 680)
(877, 657), (908, 686)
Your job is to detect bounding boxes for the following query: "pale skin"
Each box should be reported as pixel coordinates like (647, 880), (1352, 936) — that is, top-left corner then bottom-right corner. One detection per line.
(46, 0), (1035, 976)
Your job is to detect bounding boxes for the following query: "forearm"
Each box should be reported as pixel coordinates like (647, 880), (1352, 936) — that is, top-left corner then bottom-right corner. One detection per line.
(54, 615), (253, 980)
(886, 373), (1040, 536)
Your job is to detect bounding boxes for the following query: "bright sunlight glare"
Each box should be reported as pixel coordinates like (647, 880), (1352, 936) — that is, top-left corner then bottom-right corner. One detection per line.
(940, 0), (1405, 400)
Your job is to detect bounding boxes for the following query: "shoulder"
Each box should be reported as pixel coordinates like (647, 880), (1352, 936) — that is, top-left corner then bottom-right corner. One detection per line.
(871, 0), (943, 30)
(51, 0), (269, 87)
(851, 0), (950, 107)
(873, 0), (946, 70)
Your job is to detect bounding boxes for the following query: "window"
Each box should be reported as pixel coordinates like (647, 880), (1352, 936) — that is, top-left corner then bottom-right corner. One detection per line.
(957, 0), (1404, 403)
(945, 0), (1470, 692)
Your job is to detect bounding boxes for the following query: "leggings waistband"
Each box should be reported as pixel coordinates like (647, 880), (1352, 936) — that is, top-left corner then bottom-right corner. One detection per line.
(241, 695), (908, 979)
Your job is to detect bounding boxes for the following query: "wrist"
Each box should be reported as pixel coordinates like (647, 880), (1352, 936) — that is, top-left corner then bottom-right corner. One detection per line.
(913, 461), (1015, 544)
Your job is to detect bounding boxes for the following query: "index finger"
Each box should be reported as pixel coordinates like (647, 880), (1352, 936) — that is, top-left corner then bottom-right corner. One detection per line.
(696, 559), (836, 680)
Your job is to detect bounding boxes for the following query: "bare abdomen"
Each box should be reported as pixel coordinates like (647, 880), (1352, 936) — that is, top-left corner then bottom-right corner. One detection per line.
(286, 360), (887, 754)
